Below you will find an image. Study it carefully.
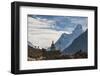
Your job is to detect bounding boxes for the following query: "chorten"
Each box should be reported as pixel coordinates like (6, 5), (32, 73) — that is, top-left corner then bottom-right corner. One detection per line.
(50, 41), (56, 51)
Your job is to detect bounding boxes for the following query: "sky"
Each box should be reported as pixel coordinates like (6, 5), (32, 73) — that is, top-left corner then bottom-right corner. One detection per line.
(28, 15), (88, 49)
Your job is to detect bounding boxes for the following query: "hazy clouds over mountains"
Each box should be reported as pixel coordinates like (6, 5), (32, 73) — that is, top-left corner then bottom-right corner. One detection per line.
(28, 15), (87, 49)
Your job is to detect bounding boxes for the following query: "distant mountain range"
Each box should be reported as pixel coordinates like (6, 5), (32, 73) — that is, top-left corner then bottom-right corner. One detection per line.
(28, 41), (35, 48)
(63, 30), (88, 54)
(55, 24), (83, 51)
(28, 24), (88, 55)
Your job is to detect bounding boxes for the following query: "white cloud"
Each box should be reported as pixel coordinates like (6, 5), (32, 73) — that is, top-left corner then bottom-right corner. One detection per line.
(28, 16), (55, 29)
(28, 16), (64, 48)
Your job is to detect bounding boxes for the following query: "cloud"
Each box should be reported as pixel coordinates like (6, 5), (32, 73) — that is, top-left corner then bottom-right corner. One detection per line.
(29, 15), (87, 32)
(28, 16), (55, 30)
(27, 15), (88, 48)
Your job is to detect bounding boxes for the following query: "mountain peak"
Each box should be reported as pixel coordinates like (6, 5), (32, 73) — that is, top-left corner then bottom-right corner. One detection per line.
(28, 41), (34, 48)
(73, 24), (83, 34)
(63, 30), (88, 54)
(61, 33), (67, 37)
(75, 24), (82, 29)
(55, 24), (84, 51)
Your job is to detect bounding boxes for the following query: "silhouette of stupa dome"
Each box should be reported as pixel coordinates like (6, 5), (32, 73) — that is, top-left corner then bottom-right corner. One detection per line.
(50, 41), (56, 51)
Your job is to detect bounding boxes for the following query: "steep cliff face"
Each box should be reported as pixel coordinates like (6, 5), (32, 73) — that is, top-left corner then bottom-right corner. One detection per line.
(63, 30), (88, 54)
(55, 24), (83, 51)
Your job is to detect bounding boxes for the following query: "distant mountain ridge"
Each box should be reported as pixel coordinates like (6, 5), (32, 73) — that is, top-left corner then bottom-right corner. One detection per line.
(55, 24), (83, 51)
(63, 30), (88, 54)
(28, 41), (35, 48)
